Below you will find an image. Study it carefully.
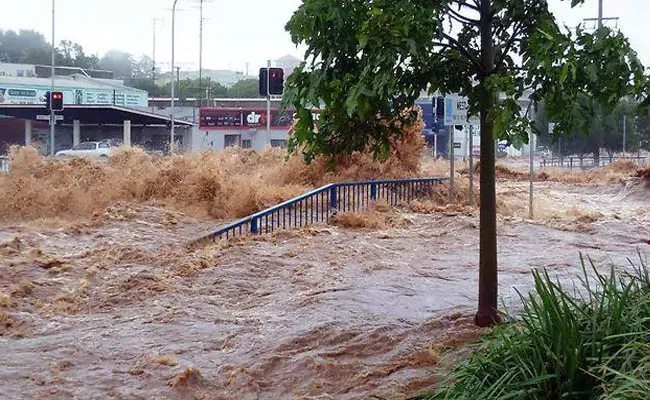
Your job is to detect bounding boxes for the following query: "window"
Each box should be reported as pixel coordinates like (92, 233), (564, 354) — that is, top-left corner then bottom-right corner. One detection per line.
(242, 139), (252, 149)
(270, 139), (287, 149)
(73, 142), (96, 151)
(224, 135), (240, 147)
(99, 143), (110, 149)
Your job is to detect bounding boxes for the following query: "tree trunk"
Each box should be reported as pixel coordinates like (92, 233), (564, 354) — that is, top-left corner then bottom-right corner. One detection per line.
(593, 149), (600, 168)
(475, 0), (502, 327)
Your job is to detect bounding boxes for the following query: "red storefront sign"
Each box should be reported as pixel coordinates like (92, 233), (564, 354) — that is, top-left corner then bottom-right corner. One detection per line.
(199, 108), (320, 130)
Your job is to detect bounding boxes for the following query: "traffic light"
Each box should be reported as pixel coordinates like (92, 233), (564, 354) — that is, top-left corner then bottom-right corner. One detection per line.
(268, 68), (284, 95)
(258, 68), (268, 96)
(45, 91), (64, 111)
(258, 68), (284, 96)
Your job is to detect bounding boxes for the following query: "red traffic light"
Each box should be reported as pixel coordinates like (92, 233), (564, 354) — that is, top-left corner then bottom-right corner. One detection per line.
(52, 93), (63, 100)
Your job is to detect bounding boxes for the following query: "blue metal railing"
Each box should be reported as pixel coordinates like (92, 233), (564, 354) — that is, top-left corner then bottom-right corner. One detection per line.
(207, 177), (448, 241)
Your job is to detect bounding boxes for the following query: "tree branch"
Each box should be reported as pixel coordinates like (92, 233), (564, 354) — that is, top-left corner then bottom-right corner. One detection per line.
(446, 5), (480, 26)
(432, 43), (475, 69)
(495, 22), (527, 68)
(441, 33), (481, 69)
(451, 0), (480, 13)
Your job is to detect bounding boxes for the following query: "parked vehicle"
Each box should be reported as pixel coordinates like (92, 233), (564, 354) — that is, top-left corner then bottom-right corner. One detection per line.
(55, 141), (114, 159)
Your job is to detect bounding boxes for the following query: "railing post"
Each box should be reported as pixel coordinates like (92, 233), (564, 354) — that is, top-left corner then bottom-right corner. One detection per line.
(330, 186), (338, 213)
(251, 217), (259, 235)
(370, 183), (377, 200)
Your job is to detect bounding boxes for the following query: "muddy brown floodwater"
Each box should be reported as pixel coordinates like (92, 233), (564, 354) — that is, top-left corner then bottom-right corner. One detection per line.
(1, 180), (649, 399)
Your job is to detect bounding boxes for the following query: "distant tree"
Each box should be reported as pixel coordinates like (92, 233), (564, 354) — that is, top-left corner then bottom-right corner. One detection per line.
(55, 40), (99, 70)
(100, 49), (135, 79)
(20, 47), (51, 65)
(536, 98), (641, 160)
(0, 29), (50, 63)
(226, 79), (263, 98)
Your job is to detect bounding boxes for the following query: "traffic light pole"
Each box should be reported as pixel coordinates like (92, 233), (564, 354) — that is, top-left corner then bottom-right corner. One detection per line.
(50, 0), (56, 155)
(266, 60), (271, 146)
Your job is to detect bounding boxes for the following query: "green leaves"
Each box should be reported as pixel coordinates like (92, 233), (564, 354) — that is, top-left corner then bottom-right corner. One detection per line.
(284, 0), (649, 160)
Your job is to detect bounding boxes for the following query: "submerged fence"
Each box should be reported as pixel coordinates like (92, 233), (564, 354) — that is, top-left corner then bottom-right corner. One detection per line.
(540, 156), (647, 169)
(208, 177), (448, 241)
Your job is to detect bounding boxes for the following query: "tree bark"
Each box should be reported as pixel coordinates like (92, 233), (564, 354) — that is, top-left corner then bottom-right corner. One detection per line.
(475, 0), (502, 327)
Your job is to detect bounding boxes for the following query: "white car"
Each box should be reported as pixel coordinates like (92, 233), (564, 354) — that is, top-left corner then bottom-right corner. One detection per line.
(55, 141), (113, 159)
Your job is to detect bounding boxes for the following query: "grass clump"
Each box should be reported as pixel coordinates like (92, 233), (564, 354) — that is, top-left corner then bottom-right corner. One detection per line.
(422, 255), (650, 400)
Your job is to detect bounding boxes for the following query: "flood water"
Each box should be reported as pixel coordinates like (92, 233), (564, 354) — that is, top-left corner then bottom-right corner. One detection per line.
(1, 180), (649, 399)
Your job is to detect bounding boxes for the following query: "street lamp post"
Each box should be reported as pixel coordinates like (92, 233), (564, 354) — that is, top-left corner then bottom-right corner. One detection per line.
(50, 0), (56, 155)
(170, 0), (179, 154)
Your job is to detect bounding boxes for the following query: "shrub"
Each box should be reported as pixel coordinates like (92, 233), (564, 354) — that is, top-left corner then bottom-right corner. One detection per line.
(422, 255), (650, 400)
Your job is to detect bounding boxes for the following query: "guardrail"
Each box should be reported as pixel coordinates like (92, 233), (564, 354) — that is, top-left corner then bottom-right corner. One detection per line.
(207, 177), (448, 241)
(540, 156), (647, 169)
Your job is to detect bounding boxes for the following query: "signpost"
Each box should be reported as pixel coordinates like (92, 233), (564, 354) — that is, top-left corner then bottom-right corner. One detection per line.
(37, 115), (63, 121)
(442, 94), (479, 203)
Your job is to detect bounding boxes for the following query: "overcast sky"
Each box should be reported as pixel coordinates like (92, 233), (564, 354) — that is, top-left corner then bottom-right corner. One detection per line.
(1, 0), (648, 73)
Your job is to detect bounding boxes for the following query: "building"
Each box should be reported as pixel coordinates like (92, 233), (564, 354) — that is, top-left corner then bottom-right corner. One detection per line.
(0, 63), (190, 155)
(0, 74), (147, 107)
(0, 63), (114, 80)
(275, 54), (302, 79)
(157, 69), (257, 88)
(193, 103), (319, 152)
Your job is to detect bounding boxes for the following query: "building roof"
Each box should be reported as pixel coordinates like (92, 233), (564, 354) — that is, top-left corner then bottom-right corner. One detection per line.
(0, 104), (193, 127)
(0, 74), (144, 93)
(275, 54), (302, 63)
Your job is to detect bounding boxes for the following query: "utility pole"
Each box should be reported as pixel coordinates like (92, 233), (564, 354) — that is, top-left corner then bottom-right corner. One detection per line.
(468, 125), (474, 203)
(583, 0), (618, 30)
(623, 114), (627, 158)
(598, 0), (603, 28)
(152, 18), (162, 85)
(266, 59), (271, 146)
(449, 126), (455, 202)
(50, 0), (56, 155)
(170, 0), (179, 154)
(199, 0), (204, 108)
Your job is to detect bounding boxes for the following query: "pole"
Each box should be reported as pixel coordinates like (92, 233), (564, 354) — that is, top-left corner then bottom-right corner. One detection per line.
(449, 126), (455, 202)
(152, 19), (157, 113)
(623, 114), (627, 158)
(434, 132), (438, 158)
(50, 0), (56, 155)
(152, 19), (157, 85)
(469, 125), (474, 203)
(266, 59), (271, 146)
(170, 0), (179, 154)
(598, 0), (603, 28)
(199, 0), (203, 108)
(529, 129), (534, 219)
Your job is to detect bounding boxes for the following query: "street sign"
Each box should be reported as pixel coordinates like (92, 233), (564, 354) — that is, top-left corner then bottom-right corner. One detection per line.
(36, 115), (63, 121)
(443, 95), (479, 126)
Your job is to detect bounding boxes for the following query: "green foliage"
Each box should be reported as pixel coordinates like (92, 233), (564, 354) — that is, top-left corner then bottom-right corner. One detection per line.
(0, 29), (50, 64)
(283, 0), (439, 159)
(421, 256), (650, 400)
(0, 29), (99, 70)
(284, 0), (649, 160)
(226, 79), (263, 98)
(535, 99), (645, 157)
